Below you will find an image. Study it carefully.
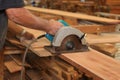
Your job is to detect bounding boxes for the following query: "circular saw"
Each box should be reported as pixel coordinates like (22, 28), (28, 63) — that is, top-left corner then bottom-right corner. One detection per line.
(44, 27), (89, 55)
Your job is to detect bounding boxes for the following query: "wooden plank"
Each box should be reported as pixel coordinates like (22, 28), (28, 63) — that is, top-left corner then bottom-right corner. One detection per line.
(9, 55), (31, 67)
(59, 49), (120, 80)
(90, 43), (117, 57)
(4, 61), (22, 73)
(86, 34), (120, 44)
(74, 25), (115, 34)
(25, 6), (120, 24)
(4, 50), (24, 55)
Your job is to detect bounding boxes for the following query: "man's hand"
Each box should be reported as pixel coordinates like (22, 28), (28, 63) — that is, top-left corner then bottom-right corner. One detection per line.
(20, 31), (34, 40)
(48, 19), (63, 35)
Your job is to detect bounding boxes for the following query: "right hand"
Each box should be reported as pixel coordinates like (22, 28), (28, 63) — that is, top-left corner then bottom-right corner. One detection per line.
(47, 19), (63, 35)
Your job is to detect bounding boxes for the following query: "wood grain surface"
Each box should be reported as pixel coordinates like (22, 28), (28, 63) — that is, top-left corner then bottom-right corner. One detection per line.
(25, 6), (120, 24)
(20, 27), (120, 80)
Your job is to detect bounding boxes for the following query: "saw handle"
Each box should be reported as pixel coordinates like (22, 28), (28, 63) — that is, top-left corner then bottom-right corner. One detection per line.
(45, 20), (69, 42)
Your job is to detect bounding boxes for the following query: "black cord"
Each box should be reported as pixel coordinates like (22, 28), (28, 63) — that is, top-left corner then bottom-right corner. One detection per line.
(20, 34), (45, 80)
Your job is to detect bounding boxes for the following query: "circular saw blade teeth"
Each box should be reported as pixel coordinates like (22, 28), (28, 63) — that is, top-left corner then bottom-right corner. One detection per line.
(60, 35), (82, 51)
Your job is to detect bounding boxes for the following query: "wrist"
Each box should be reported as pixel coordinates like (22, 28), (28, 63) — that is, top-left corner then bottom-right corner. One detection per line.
(20, 29), (27, 36)
(16, 29), (27, 39)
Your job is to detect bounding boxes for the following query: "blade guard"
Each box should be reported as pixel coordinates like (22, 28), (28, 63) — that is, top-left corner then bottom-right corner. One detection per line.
(52, 27), (85, 47)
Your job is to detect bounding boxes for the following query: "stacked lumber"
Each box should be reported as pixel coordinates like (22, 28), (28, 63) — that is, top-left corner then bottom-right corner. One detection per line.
(105, 0), (120, 14)
(4, 36), (89, 80)
(27, 54), (82, 80)
(33, 0), (95, 14)
(106, 0), (120, 6)
(5, 26), (120, 80)
(100, 32), (120, 60)
(87, 0), (120, 14)
(5, 6), (120, 80)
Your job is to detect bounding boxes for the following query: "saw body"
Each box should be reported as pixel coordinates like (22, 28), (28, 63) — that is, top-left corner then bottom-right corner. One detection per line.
(44, 27), (89, 55)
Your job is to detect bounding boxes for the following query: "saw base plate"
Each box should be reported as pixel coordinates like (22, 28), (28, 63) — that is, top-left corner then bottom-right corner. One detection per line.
(44, 45), (89, 55)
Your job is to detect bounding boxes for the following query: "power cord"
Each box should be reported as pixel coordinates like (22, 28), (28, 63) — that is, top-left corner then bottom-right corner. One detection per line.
(20, 34), (46, 80)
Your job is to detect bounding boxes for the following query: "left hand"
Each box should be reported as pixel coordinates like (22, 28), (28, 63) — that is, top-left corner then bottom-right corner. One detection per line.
(17, 31), (35, 41)
(21, 32), (35, 40)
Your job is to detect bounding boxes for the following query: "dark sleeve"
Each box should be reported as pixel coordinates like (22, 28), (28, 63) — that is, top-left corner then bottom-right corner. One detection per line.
(0, 0), (25, 10)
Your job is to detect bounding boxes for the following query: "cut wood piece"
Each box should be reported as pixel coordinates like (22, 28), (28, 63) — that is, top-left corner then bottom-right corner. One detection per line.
(4, 49), (24, 55)
(9, 55), (31, 67)
(86, 34), (120, 44)
(22, 39), (52, 57)
(25, 6), (120, 24)
(90, 43), (117, 57)
(4, 61), (22, 73)
(59, 49), (120, 80)
(7, 38), (24, 49)
(74, 25), (115, 34)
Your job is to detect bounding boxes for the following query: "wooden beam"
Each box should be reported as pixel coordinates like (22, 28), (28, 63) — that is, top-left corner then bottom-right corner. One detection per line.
(25, 6), (120, 24)
(86, 34), (120, 44)
(59, 49), (120, 80)
(74, 25), (115, 34)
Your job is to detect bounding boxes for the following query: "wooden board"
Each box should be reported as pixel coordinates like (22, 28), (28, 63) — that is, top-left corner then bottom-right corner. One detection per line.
(86, 34), (120, 44)
(90, 43), (117, 57)
(20, 26), (120, 44)
(74, 25), (115, 34)
(4, 61), (22, 73)
(59, 49), (120, 80)
(25, 6), (120, 24)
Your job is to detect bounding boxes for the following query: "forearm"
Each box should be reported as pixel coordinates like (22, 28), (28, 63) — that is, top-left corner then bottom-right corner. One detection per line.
(6, 8), (51, 33)
(8, 20), (24, 36)
(8, 20), (34, 40)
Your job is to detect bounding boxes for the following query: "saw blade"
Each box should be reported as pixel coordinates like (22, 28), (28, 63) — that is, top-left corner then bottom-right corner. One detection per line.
(59, 35), (82, 51)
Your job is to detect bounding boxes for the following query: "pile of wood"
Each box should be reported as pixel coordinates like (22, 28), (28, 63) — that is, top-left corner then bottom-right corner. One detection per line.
(35, 0), (95, 14)
(27, 0), (120, 15)
(4, 6), (120, 80)
(4, 32), (89, 80)
(4, 25), (120, 80)
(87, 0), (120, 14)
